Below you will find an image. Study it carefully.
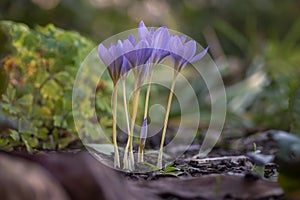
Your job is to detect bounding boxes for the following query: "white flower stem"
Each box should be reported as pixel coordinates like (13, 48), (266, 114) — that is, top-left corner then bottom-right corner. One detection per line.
(112, 86), (120, 168)
(123, 81), (141, 170)
(157, 71), (178, 169)
(138, 67), (154, 163)
(121, 79), (131, 169)
(128, 82), (141, 170)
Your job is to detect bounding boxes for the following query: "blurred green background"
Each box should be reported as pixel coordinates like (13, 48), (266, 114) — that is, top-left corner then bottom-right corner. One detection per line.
(0, 0), (300, 151)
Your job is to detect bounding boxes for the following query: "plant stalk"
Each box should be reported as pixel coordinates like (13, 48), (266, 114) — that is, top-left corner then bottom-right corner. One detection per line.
(123, 81), (141, 170)
(121, 79), (132, 169)
(157, 71), (178, 169)
(129, 82), (141, 170)
(112, 86), (120, 168)
(138, 67), (154, 163)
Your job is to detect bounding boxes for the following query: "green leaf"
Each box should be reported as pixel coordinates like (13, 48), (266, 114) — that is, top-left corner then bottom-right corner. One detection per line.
(1, 94), (9, 102)
(58, 136), (75, 149)
(6, 86), (16, 101)
(37, 127), (49, 140)
(54, 71), (73, 84)
(23, 31), (38, 50)
(164, 164), (181, 174)
(9, 130), (20, 141)
(164, 164), (179, 172)
(34, 106), (52, 120)
(34, 67), (49, 88)
(0, 138), (13, 151)
(22, 134), (39, 152)
(41, 79), (63, 100)
(53, 115), (64, 127)
(18, 94), (33, 106)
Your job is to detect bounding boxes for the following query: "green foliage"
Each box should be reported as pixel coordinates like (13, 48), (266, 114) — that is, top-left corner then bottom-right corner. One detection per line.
(0, 21), (112, 151)
(223, 16), (300, 134)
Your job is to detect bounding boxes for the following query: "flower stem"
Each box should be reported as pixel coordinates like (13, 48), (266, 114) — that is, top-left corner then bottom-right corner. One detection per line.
(129, 82), (141, 170)
(121, 79), (131, 169)
(112, 86), (120, 168)
(157, 71), (178, 169)
(138, 67), (154, 163)
(143, 67), (154, 120)
(123, 81), (140, 170)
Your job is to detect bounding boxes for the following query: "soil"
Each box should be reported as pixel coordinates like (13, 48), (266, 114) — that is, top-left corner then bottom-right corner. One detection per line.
(0, 131), (286, 200)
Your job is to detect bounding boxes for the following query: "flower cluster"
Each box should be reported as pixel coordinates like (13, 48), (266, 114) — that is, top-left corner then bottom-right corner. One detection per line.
(98, 21), (208, 85)
(98, 21), (208, 170)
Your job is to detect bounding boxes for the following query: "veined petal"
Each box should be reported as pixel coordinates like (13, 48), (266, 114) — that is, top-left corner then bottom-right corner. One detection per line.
(152, 49), (170, 64)
(98, 41), (126, 85)
(138, 21), (150, 41)
(135, 40), (152, 66)
(123, 39), (135, 52)
(169, 35), (183, 56)
(190, 46), (209, 63)
(183, 40), (196, 61)
(109, 43), (123, 70)
(153, 27), (170, 49)
(149, 27), (155, 34)
(128, 34), (137, 46)
(98, 44), (112, 66)
(123, 39), (136, 67)
(136, 39), (148, 49)
(121, 56), (130, 77)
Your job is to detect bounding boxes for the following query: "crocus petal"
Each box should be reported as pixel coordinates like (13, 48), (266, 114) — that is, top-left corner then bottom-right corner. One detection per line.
(98, 44), (112, 66)
(128, 34), (137, 46)
(123, 39), (135, 53)
(180, 35), (187, 43)
(190, 46), (209, 63)
(121, 56), (130, 77)
(140, 119), (148, 139)
(98, 41), (128, 85)
(169, 35), (183, 56)
(149, 27), (155, 34)
(135, 40), (152, 66)
(138, 21), (150, 41)
(183, 40), (196, 61)
(123, 39), (136, 67)
(153, 27), (169, 49)
(109, 42), (123, 73)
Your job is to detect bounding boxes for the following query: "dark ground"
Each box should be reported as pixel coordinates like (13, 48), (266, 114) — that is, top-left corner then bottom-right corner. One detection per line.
(0, 131), (286, 200)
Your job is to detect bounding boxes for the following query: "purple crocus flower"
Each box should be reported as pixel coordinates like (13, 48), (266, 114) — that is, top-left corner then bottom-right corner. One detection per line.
(169, 35), (209, 72)
(123, 34), (152, 68)
(138, 21), (170, 65)
(138, 21), (154, 44)
(151, 27), (170, 64)
(98, 40), (130, 85)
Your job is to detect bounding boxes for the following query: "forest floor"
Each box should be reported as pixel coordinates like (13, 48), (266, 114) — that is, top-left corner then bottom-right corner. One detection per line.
(0, 131), (285, 200)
